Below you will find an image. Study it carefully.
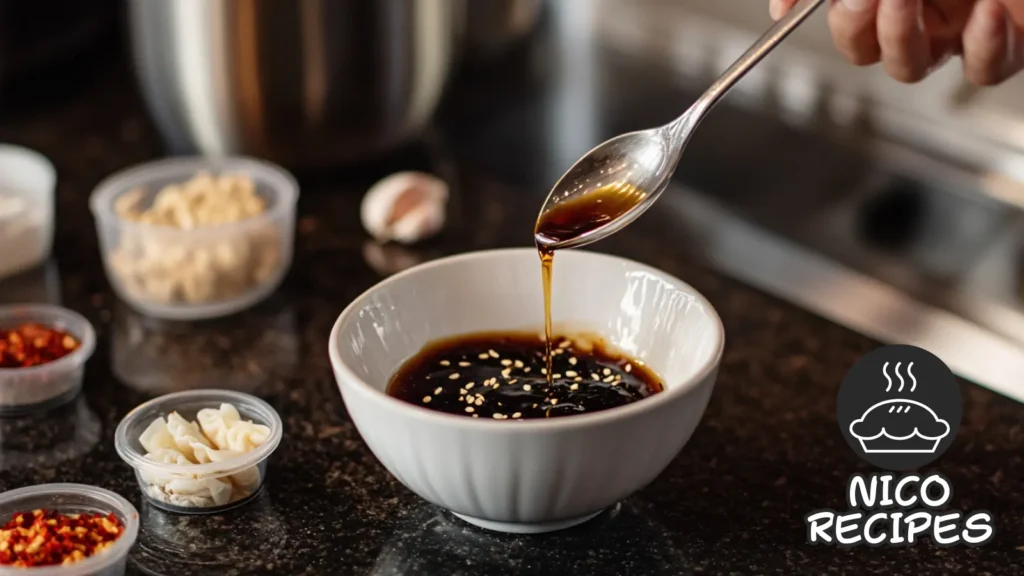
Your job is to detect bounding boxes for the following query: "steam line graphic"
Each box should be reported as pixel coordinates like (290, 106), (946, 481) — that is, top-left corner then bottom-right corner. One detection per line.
(882, 361), (916, 392)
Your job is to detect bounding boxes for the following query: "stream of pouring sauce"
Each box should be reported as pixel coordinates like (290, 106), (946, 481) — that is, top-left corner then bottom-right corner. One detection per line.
(533, 182), (647, 382)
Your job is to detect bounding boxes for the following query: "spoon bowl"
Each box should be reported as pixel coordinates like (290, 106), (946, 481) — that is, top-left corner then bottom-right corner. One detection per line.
(535, 0), (825, 250)
(536, 123), (682, 250)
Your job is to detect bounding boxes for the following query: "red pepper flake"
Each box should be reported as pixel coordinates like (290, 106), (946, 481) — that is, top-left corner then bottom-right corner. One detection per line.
(0, 509), (124, 567)
(0, 323), (81, 368)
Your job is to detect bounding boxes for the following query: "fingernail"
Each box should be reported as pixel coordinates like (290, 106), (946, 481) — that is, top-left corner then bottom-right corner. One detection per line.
(841, 0), (875, 11)
(769, 0), (782, 20)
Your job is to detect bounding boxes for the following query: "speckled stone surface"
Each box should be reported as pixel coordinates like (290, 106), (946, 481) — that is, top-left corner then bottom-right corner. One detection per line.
(1, 31), (1024, 576)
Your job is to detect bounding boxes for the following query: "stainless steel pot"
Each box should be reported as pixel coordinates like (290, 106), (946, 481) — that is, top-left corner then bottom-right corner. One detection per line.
(127, 0), (460, 167)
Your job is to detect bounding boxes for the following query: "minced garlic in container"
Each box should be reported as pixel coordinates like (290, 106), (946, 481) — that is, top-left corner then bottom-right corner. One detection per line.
(109, 172), (282, 305)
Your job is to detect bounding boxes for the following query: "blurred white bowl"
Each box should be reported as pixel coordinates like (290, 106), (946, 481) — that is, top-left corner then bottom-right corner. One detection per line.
(0, 144), (55, 282)
(329, 248), (724, 534)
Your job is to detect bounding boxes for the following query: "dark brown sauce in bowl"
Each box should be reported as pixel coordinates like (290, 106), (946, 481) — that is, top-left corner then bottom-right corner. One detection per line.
(386, 331), (663, 420)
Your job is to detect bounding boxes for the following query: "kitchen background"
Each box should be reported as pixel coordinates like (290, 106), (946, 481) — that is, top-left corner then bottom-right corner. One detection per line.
(2, 0), (1024, 574)
(10, 0), (1021, 400)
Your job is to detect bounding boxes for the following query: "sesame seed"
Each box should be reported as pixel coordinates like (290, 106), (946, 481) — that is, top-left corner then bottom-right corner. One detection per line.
(488, 349), (499, 358)
(532, 403), (538, 408)
(422, 396), (432, 403)
(603, 375), (615, 383)
(569, 357), (577, 366)
(449, 373), (460, 380)
(574, 376), (583, 382)
(559, 341), (571, 349)
(523, 384), (532, 391)
(570, 383), (579, 390)
(512, 412), (522, 419)
(524, 367), (531, 373)
(466, 382), (475, 389)
(501, 368), (512, 378)
(478, 353), (489, 359)
(514, 360), (524, 368)
(459, 395), (465, 402)
(440, 360), (450, 366)
(472, 414), (479, 418)
(541, 368), (547, 375)
(603, 368), (611, 376)
(501, 359), (512, 366)
(434, 387), (443, 395)
(592, 373), (600, 380)
(493, 413), (504, 419)
(551, 398), (559, 405)
(614, 374), (622, 381)
(465, 406), (475, 413)
(625, 364), (632, 373)
(565, 370), (578, 377)
(459, 361), (471, 367)
(552, 373), (562, 379)
(508, 379), (518, 384)
(475, 398), (483, 406)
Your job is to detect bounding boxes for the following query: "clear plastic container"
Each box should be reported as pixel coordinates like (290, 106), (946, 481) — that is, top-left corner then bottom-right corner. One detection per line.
(0, 305), (96, 416)
(114, 389), (283, 515)
(0, 144), (55, 282)
(89, 156), (299, 321)
(0, 483), (140, 576)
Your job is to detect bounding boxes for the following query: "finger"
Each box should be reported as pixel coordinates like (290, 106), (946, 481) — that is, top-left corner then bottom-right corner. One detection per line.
(828, 0), (882, 65)
(770, 0), (797, 20)
(962, 0), (1017, 85)
(770, 0), (800, 20)
(877, 0), (933, 82)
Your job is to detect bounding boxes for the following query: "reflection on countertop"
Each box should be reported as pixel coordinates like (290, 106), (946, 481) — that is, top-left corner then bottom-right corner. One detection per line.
(110, 298), (299, 396)
(371, 501), (692, 576)
(132, 494), (292, 576)
(0, 396), (101, 472)
(0, 260), (61, 305)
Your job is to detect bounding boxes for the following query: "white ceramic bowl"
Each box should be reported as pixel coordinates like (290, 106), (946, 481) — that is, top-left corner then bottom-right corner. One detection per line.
(329, 248), (724, 534)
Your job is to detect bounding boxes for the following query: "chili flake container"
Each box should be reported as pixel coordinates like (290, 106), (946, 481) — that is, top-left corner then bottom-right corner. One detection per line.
(0, 484), (139, 576)
(0, 305), (96, 416)
(114, 389), (283, 515)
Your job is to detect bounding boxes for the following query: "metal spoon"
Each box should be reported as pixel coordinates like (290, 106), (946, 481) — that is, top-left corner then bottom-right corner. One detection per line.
(535, 0), (826, 250)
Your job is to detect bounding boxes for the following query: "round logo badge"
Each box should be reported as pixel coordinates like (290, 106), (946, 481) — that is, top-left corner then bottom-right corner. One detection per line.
(837, 345), (962, 471)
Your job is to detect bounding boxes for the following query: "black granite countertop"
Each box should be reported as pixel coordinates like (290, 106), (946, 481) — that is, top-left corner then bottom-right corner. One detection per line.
(2, 28), (1024, 576)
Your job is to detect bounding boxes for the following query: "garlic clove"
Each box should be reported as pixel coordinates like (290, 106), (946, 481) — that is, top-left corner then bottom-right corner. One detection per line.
(360, 171), (448, 244)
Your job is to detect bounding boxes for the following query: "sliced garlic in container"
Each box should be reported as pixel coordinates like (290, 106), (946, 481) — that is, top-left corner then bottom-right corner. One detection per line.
(361, 171), (448, 244)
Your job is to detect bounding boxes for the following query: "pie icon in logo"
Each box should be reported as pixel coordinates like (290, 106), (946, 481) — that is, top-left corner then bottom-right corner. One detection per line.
(838, 346), (961, 470)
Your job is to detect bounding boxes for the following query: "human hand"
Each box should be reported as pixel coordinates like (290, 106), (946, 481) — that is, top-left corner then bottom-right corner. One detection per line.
(769, 0), (1024, 85)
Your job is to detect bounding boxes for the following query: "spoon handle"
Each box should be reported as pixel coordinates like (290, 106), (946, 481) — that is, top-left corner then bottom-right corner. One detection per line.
(690, 0), (826, 117)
